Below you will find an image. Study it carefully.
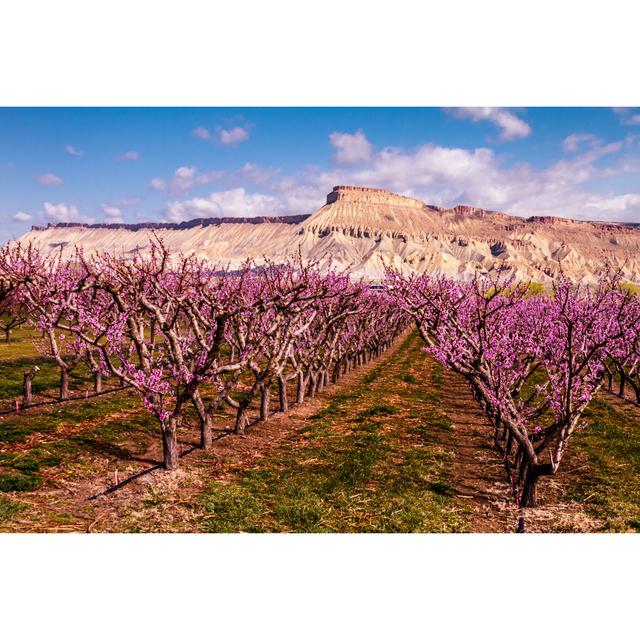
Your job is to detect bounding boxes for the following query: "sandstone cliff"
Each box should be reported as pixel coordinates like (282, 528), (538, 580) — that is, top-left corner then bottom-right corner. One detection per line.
(15, 186), (640, 283)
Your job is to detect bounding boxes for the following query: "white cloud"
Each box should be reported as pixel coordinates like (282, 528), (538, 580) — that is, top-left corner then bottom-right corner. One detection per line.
(80, 126), (640, 228)
(350, 144), (501, 199)
(218, 126), (250, 145)
(118, 150), (140, 160)
(192, 126), (211, 140)
(447, 107), (532, 141)
(65, 144), (84, 157)
(150, 166), (224, 195)
(157, 134), (640, 225)
(194, 123), (252, 145)
(329, 130), (373, 164)
(613, 107), (640, 126)
(583, 193), (640, 220)
(100, 204), (124, 223)
(42, 202), (81, 223)
(165, 188), (282, 222)
(12, 211), (31, 222)
(562, 133), (597, 153)
(262, 136), (639, 223)
(237, 162), (281, 185)
(35, 172), (63, 186)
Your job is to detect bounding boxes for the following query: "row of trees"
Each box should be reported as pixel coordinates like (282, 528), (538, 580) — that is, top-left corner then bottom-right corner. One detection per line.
(387, 268), (640, 526)
(0, 242), (407, 470)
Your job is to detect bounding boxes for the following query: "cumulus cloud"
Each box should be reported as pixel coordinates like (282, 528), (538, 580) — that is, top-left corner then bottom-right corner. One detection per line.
(100, 204), (124, 223)
(118, 150), (140, 160)
(36, 172), (63, 186)
(562, 133), (598, 153)
(218, 125), (250, 145)
(12, 211), (31, 223)
(613, 107), (640, 126)
(150, 129), (640, 226)
(328, 135), (633, 220)
(583, 193), (640, 219)
(165, 188), (281, 222)
(42, 202), (81, 223)
(150, 166), (225, 195)
(192, 126), (212, 140)
(447, 107), (532, 141)
(237, 162), (281, 185)
(265, 136), (639, 223)
(65, 144), (84, 157)
(329, 130), (373, 164)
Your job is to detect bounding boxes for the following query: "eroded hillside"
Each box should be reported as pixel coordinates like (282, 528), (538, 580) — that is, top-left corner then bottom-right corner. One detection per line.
(16, 186), (640, 282)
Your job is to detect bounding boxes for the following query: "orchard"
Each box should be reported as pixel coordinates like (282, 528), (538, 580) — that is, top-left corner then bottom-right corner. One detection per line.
(1, 242), (639, 531)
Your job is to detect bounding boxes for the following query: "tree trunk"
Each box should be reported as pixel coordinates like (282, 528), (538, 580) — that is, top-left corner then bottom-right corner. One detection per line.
(4, 329), (10, 343)
(260, 383), (270, 421)
(23, 377), (33, 406)
(192, 390), (213, 449)
(520, 464), (547, 508)
(307, 372), (317, 398)
(162, 416), (180, 470)
(627, 377), (640, 405)
(316, 371), (324, 394)
(297, 371), (305, 404)
(278, 376), (288, 412)
(201, 412), (214, 449)
(60, 368), (69, 400)
(94, 370), (102, 393)
(235, 404), (249, 435)
(23, 366), (38, 407)
(521, 478), (537, 508)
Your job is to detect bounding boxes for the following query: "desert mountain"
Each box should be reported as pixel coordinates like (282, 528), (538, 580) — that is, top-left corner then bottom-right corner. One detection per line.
(16, 186), (640, 283)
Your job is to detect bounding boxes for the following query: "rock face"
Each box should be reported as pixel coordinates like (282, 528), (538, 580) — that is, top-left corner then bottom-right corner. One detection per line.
(14, 185), (640, 283)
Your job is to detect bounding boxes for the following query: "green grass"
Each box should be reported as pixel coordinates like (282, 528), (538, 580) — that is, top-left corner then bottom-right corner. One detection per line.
(0, 324), (94, 401)
(0, 390), (145, 444)
(566, 397), (640, 531)
(198, 332), (468, 533)
(430, 361), (445, 388)
(355, 403), (399, 420)
(0, 389), (160, 492)
(0, 496), (27, 525)
(0, 472), (42, 492)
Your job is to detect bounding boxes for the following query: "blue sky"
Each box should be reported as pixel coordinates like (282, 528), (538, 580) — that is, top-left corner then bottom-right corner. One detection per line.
(1, 107), (640, 243)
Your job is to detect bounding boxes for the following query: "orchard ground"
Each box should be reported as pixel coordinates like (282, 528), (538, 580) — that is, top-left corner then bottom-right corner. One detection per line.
(0, 330), (638, 533)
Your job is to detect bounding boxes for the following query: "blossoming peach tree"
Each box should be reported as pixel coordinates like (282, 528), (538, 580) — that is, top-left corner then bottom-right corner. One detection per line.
(2, 241), (407, 471)
(387, 267), (640, 526)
